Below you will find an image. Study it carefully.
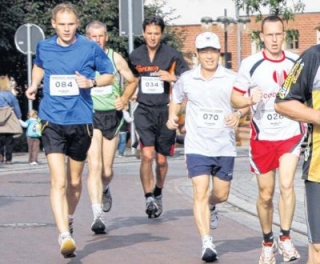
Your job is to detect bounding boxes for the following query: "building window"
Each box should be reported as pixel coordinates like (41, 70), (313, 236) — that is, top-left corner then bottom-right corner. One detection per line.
(251, 30), (263, 54)
(285, 29), (299, 50)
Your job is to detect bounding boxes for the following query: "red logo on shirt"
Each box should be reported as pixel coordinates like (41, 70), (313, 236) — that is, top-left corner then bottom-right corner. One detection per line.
(273, 70), (288, 86)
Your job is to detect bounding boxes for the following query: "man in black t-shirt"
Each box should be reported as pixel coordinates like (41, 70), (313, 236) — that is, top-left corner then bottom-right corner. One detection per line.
(128, 15), (189, 219)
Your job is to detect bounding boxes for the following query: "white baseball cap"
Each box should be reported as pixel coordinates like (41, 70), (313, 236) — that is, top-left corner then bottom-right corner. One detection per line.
(195, 32), (221, 50)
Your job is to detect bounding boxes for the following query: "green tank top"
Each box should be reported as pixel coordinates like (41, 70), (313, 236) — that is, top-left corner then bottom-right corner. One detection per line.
(91, 49), (122, 111)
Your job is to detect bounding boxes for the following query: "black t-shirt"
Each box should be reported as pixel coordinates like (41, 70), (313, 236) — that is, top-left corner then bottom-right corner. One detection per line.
(128, 43), (189, 107)
(276, 44), (320, 182)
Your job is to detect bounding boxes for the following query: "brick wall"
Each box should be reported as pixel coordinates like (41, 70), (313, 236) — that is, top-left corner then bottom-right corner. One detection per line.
(172, 13), (320, 71)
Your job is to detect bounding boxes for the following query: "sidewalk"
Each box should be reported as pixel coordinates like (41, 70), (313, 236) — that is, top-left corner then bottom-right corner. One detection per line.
(0, 147), (308, 263)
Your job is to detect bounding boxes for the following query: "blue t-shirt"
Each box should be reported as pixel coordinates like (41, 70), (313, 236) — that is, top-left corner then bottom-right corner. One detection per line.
(34, 34), (114, 125)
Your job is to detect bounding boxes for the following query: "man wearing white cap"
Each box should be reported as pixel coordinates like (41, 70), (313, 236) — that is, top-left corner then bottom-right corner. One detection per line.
(167, 31), (247, 262)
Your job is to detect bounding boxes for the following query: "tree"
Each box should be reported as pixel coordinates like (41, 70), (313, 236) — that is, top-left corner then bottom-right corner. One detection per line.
(1, 0), (186, 81)
(235, 0), (305, 21)
(234, 0), (305, 47)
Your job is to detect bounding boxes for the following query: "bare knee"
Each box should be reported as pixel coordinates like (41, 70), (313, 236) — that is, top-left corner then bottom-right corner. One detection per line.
(258, 190), (273, 207)
(279, 181), (294, 197)
(211, 190), (229, 203)
(309, 243), (320, 264)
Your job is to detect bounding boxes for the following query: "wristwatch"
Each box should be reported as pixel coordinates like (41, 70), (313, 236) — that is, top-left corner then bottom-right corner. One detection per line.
(235, 110), (243, 118)
(91, 79), (97, 87)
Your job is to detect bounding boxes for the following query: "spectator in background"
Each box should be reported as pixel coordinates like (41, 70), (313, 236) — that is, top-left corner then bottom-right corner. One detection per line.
(19, 109), (41, 165)
(0, 75), (22, 164)
(117, 107), (134, 157)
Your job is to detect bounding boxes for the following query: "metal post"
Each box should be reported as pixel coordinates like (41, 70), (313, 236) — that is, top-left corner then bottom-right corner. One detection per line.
(224, 9), (228, 68)
(128, 0), (136, 154)
(235, 3), (242, 69)
(27, 24), (33, 111)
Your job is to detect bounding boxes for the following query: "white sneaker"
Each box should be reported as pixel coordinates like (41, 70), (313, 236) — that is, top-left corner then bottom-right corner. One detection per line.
(58, 233), (76, 258)
(259, 242), (276, 264)
(277, 236), (300, 262)
(210, 206), (218, 229)
(201, 236), (218, 262)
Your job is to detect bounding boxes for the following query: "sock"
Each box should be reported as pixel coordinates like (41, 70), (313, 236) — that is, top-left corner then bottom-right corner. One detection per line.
(201, 235), (212, 244)
(60, 231), (71, 239)
(153, 185), (162, 197)
(210, 204), (216, 211)
(145, 192), (153, 199)
(263, 231), (274, 244)
(280, 228), (290, 240)
(68, 214), (74, 224)
(92, 203), (103, 219)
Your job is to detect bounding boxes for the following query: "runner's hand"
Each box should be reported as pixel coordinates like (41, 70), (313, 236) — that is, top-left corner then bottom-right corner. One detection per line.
(167, 116), (179, 130)
(225, 113), (240, 129)
(26, 86), (37, 100)
(114, 95), (126, 111)
(75, 71), (92, 89)
(249, 87), (263, 105)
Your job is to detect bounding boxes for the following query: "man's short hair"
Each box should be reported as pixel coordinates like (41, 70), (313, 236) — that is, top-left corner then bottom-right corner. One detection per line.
(86, 20), (107, 35)
(51, 3), (78, 20)
(261, 15), (284, 33)
(142, 16), (165, 33)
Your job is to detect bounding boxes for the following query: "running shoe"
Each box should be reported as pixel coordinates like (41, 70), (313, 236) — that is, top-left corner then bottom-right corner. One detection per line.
(145, 196), (158, 218)
(259, 241), (276, 264)
(210, 206), (218, 229)
(277, 236), (300, 262)
(91, 214), (106, 234)
(102, 187), (112, 212)
(201, 236), (218, 262)
(58, 233), (76, 258)
(154, 195), (163, 218)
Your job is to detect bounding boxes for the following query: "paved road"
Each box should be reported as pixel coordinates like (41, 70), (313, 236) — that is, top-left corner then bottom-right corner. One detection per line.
(0, 147), (308, 263)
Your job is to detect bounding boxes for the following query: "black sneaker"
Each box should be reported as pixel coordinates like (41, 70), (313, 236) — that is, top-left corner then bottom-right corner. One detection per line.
(91, 217), (106, 234)
(202, 237), (218, 262)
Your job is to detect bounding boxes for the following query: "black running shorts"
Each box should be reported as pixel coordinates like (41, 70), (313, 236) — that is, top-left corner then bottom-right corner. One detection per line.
(41, 120), (93, 161)
(134, 104), (176, 156)
(93, 110), (123, 140)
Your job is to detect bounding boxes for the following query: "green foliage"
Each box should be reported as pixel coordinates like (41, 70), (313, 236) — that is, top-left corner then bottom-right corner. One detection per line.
(234, 0), (305, 22)
(235, 0), (305, 46)
(0, 0), (186, 86)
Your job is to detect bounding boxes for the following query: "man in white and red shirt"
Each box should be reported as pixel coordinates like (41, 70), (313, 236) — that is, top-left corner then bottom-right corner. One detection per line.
(231, 15), (305, 264)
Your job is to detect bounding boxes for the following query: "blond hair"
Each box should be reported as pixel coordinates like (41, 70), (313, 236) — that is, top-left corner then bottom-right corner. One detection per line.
(28, 110), (38, 119)
(0, 76), (12, 92)
(51, 3), (78, 20)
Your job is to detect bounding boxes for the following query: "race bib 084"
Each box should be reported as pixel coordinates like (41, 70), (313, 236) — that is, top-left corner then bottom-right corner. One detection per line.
(49, 75), (79, 96)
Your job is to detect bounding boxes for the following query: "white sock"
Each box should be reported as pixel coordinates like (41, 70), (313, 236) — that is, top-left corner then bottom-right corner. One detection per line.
(68, 214), (74, 223)
(202, 235), (212, 244)
(60, 231), (71, 239)
(92, 204), (103, 219)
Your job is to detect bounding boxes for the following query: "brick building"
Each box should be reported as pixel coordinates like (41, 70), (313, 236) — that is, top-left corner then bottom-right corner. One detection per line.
(172, 12), (320, 71)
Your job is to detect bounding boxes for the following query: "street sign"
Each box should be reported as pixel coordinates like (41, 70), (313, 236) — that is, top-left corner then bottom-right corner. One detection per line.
(14, 23), (45, 112)
(119, 0), (144, 36)
(14, 23), (45, 55)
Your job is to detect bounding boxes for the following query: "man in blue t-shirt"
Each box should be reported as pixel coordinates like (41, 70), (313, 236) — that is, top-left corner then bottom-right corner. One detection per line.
(26, 3), (114, 259)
